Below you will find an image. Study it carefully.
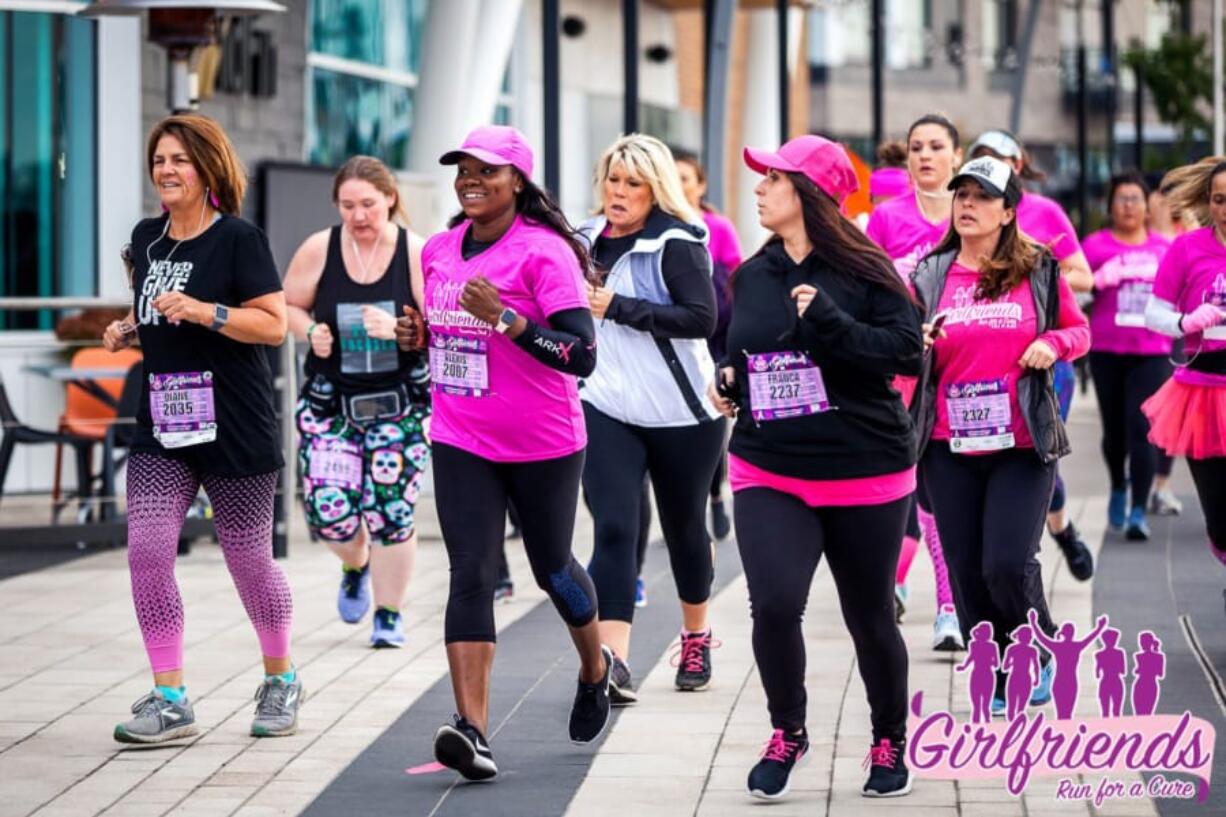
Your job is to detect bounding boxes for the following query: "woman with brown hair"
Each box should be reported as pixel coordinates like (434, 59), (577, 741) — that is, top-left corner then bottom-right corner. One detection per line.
(709, 135), (922, 800)
(282, 156), (430, 648)
(102, 114), (300, 743)
(912, 156), (1090, 718)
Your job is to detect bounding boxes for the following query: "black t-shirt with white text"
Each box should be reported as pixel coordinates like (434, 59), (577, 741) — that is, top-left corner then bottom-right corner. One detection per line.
(129, 214), (284, 476)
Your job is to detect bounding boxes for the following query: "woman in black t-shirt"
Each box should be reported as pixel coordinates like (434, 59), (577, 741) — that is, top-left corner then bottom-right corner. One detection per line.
(282, 156), (430, 649)
(102, 114), (301, 744)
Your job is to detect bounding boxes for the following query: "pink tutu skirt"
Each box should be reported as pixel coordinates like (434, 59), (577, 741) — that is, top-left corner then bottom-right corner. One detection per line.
(1142, 372), (1226, 459)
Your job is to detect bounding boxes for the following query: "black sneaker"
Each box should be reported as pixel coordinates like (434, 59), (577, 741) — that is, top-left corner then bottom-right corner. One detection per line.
(1053, 522), (1094, 581)
(569, 645), (613, 744)
(862, 736), (912, 797)
(747, 728), (809, 800)
(609, 653), (638, 706)
(433, 714), (498, 781)
(711, 499), (731, 540)
(674, 629), (714, 691)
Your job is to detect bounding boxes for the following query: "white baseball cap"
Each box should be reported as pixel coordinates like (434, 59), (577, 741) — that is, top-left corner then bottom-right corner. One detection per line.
(948, 156), (1019, 206)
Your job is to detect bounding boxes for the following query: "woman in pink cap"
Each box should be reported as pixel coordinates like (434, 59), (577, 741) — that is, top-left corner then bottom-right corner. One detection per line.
(865, 114), (964, 654)
(708, 134), (923, 800)
(1142, 157), (1226, 569)
(912, 156), (1090, 719)
(394, 125), (611, 780)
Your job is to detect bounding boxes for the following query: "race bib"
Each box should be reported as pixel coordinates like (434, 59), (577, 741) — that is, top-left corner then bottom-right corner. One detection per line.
(947, 378), (1014, 453)
(746, 351), (830, 422)
(429, 333), (490, 397)
(1114, 280), (1152, 328)
(308, 437), (363, 491)
(149, 371), (217, 449)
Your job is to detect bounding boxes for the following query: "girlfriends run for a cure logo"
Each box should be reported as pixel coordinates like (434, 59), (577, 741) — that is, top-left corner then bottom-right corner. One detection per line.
(943, 286), (1024, 330)
(908, 613), (1215, 805)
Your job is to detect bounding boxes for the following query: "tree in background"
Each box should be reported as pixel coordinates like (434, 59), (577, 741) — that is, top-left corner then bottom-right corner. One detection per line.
(1123, 30), (1213, 163)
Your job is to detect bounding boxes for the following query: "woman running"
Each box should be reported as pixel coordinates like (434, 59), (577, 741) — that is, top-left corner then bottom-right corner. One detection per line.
(399, 125), (609, 780)
(579, 135), (725, 700)
(913, 156), (1090, 717)
(713, 135), (922, 800)
(865, 114), (962, 651)
(1142, 157), (1226, 570)
(283, 156), (430, 647)
(967, 130), (1094, 576)
(1084, 172), (1173, 544)
(676, 149), (743, 541)
(102, 114), (300, 743)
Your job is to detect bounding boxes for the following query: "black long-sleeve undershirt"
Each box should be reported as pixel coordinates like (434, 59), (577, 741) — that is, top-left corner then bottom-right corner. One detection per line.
(511, 307), (597, 377)
(595, 236), (716, 340)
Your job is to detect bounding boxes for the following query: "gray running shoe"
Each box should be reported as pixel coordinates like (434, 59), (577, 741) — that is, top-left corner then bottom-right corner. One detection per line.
(250, 674), (305, 737)
(113, 690), (198, 744)
(609, 653), (638, 706)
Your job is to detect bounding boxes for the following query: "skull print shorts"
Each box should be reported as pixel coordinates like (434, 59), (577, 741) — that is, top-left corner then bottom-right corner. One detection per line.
(296, 398), (432, 545)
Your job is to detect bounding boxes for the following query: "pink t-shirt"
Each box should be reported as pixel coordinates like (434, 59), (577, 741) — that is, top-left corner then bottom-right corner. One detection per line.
(865, 192), (949, 278)
(931, 263), (1090, 452)
(728, 454), (916, 508)
(1017, 193), (1081, 262)
(703, 210), (743, 273)
(422, 216), (589, 462)
(1083, 229), (1172, 356)
(1152, 226), (1226, 355)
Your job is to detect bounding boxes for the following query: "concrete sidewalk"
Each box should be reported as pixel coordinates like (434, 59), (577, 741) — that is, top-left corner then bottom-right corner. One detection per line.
(0, 394), (1208, 817)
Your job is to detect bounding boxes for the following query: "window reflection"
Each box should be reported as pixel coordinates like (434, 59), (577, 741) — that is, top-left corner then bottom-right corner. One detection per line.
(311, 0), (426, 74)
(309, 68), (413, 168)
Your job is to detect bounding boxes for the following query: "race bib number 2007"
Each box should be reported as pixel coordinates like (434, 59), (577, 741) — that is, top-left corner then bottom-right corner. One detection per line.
(429, 334), (490, 397)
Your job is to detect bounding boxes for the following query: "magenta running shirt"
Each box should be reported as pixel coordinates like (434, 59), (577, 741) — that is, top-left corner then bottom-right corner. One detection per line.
(1152, 226), (1226, 355)
(422, 216), (589, 462)
(865, 192), (949, 278)
(1016, 193), (1081, 262)
(703, 210), (743, 273)
(931, 263), (1090, 452)
(1083, 229), (1172, 356)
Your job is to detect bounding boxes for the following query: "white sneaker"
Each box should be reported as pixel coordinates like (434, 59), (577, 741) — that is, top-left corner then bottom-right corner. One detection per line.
(1149, 489), (1182, 516)
(932, 605), (964, 652)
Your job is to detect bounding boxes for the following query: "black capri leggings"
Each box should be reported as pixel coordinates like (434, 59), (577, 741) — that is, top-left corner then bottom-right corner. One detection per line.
(582, 403), (726, 623)
(923, 443), (1057, 690)
(433, 442), (597, 643)
(1089, 352), (1172, 509)
(735, 489), (910, 740)
(1187, 457), (1226, 550)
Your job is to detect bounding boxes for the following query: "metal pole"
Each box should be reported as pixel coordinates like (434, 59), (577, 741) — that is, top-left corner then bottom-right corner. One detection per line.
(624, 0), (640, 133)
(1103, 0), (1116, 170)
(703, 0), (735, 211)
(870, 0), (884, 149)
(1077, 35), (1090, 233)
(1214, 0), (1224, 155)
(777, 0), (789, 142)
(1134, 62), (1144, 169)
(542, 0), (561, 197)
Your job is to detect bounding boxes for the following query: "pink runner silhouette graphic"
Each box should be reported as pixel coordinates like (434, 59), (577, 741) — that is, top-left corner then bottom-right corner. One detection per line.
(1001, 624), (1042, 721)
(1093, 627), (1128, 717)
(955, 621), (1000, 724)
(1131, 631), (1165, 716)
(1028, 609), (1109, 719)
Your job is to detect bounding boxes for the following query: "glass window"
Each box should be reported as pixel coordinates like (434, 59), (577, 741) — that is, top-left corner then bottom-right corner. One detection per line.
(311, 0), (427, 74)
(307, 67), (413, 168)
(0, 11), (96, 331)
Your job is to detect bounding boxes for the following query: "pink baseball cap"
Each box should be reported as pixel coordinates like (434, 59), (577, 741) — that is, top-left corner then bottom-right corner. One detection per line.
(869, 167), (911, 199)
(440, 125), (534, 179)
(743, 135), (859, 200)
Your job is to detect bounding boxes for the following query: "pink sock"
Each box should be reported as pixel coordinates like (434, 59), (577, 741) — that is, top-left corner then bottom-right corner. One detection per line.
(896, 535), (920, 585)
(918, 509), (955, 608)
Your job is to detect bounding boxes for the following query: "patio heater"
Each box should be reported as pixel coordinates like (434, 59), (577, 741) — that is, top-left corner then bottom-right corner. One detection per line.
(79, 0), (284, 113)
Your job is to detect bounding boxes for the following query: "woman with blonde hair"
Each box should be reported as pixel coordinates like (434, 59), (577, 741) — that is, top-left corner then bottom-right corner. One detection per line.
(102, 114), (301, 743)
(578, 134), (724, 702)
(282, 156), (430, 648)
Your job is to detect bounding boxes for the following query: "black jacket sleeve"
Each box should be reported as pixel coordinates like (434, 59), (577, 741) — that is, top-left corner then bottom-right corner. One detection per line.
(798, 283), (923, 376)
(511, 307), (597, 377)
(604, 240), (717, 339)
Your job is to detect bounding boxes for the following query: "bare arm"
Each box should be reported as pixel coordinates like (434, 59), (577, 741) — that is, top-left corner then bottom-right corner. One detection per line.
(408, 229), (426, 309)
(1060, 250), (1093, 294)
(283, 229), (329, 342)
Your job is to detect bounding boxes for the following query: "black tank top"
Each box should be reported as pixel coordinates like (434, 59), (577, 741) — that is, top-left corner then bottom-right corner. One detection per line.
(305, 225), (422, 395)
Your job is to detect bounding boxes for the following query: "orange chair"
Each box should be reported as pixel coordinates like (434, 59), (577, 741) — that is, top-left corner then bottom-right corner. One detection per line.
(52, 347), (143, 512)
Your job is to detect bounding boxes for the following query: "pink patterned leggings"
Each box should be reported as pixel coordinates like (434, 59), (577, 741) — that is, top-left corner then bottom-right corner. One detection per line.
(126, 453), (293, 673)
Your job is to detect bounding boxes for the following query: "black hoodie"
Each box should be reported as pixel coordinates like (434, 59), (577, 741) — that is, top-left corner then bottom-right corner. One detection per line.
(724, 241), (923, 480)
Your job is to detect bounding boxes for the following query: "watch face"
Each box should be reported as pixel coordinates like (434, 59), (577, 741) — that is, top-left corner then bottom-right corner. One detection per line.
(500, 308), (516, 325)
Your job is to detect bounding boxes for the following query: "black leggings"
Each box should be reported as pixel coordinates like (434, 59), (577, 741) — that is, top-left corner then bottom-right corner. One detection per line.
(1089, 352), (1171, 508)
(1187, 457), (1226, 548)
(433, 443), (597, 643)
(735, 489), (910, 740)
(582, 403), (725, 623)
(923, 443), (1056, 686)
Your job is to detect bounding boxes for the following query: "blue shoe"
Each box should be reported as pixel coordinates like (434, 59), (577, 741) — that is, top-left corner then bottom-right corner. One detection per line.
(991, 697), (1006, 717)
(337, 564), (371, 624)
(370, 607), (405, 648)
(1126, 507), (1151, 541)
(1030, 661), (1054, 706)
(1108, 490), (1127, 531)
(634, 577), (648, 609)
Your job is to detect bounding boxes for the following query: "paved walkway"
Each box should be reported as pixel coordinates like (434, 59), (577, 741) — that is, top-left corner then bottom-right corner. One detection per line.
(0, 394), (1218, 817)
